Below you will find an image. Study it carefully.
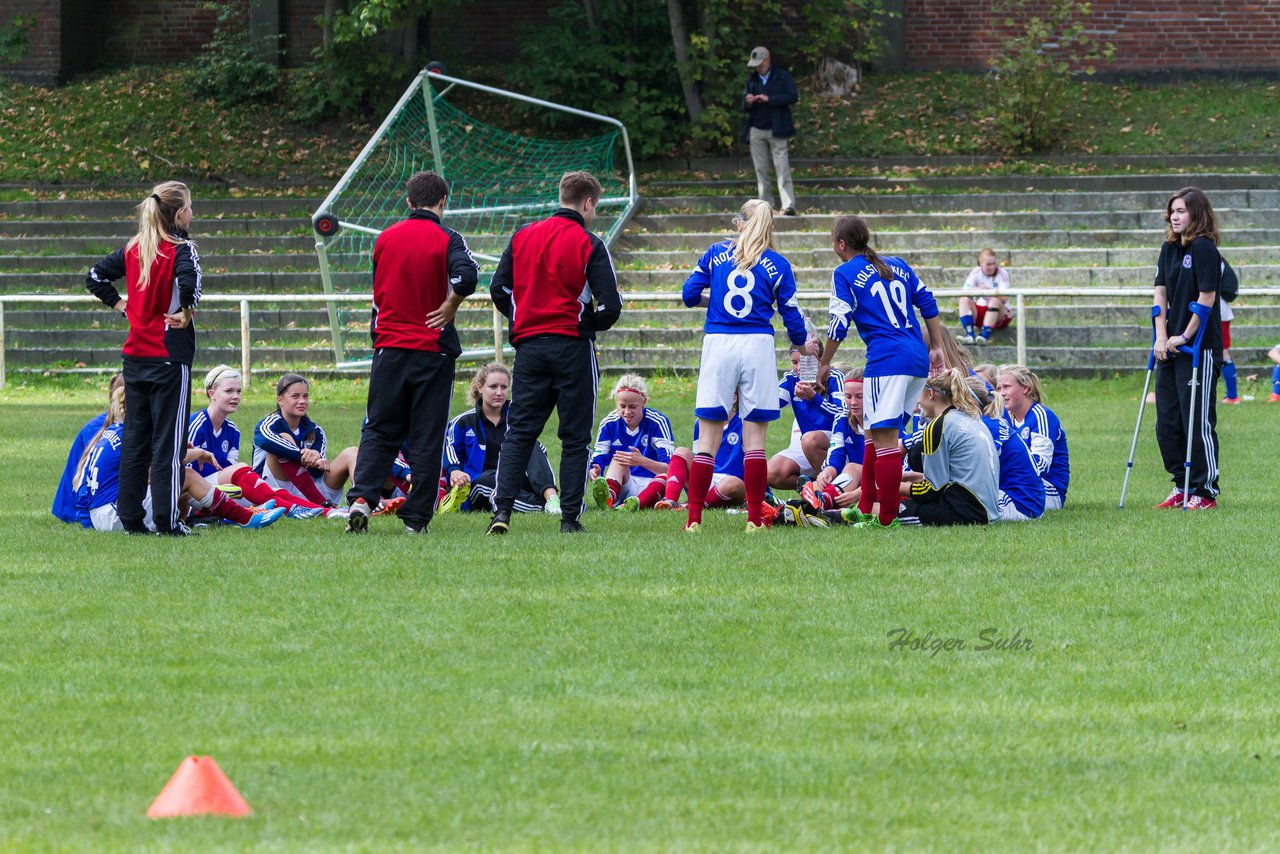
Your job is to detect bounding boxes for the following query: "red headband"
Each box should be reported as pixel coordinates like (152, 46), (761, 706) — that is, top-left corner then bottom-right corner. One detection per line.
(616, 387), (646, 397)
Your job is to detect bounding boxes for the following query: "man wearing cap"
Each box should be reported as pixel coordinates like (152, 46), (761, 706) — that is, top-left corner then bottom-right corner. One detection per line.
(741, 46), (798, 216)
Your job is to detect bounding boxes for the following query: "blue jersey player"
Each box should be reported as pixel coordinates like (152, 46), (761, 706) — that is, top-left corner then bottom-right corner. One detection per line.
(681, 199), (813, 532)
(965, 376), (1046, 521)
(817, 215), (946, 529)
(997, 365), (1069, 510)
(588, 374), (675, 511)
(769, 348), (845, 490)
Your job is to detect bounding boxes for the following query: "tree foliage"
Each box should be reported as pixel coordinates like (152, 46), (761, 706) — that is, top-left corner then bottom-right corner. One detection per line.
(984, 0), (1115, 153)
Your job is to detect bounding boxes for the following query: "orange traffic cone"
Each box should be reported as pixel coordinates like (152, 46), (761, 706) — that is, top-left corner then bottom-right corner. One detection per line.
(147, 755), (252, 819)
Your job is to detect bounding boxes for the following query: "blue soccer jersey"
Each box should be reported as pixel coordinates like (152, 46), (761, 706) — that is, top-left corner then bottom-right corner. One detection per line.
(827, 254), (939, 378)
(982, 415), (1046, 519)
(54, 412), (108, 523)
(1011, 403), (1069, 503)
(693, 414), (745, 478)
(591, 408), (675, 478)
(823, 412), (866, 472)
(74, 422), (125, 524)
(253, 411), (328, 475)
(779, 368), (845, 434)
(187, 409), (241, 478)
(683, 240), (808, 346)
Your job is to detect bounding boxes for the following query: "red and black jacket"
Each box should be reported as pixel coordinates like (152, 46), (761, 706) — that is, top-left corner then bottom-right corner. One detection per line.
(370, 209), (479, 356)
(489, 209), (622, 345)
(86, 229), (202, 364)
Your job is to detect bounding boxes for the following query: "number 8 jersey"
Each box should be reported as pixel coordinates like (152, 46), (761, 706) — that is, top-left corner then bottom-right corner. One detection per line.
(827, 254), (939, 378)
(683, 240), (808, 344)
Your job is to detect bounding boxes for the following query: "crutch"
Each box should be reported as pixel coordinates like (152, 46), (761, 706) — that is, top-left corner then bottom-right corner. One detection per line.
(1175, 302), (1212, 510)
(1119, 306), (1161, 509)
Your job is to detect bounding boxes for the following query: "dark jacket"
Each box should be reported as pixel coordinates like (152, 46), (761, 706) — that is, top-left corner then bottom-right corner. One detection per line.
(740, 67), (798, 143)
(1155, 235), (1222, 357)
(490, 208), (622, 345)
(86, 228), (201, 363)
(370, 208), (478, 356)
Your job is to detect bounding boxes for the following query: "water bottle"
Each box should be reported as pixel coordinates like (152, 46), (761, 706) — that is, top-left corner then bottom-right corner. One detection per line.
(799, 315), (820, 384)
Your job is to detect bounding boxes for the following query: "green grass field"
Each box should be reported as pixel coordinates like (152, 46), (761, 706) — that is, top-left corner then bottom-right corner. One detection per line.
(2, 374), (1278, 850)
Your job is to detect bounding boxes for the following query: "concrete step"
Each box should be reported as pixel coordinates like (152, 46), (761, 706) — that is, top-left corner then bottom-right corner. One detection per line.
(642, 189), (1280, 215)
(0, 218), (315, 238)
(619, 228), (1280, 251)
(0, 235), (317, 255)
(631, 208), (1279, 234)
(0, 253), (321, 273)
(619, 245), (1280, 269)
(646, 171), (1280, 194)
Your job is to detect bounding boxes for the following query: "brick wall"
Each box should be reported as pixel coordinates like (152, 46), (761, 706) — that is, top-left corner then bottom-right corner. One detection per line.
(0, 0), (60, 86)
(99, 0), (220, 65)
(905, 0), (1280, 73)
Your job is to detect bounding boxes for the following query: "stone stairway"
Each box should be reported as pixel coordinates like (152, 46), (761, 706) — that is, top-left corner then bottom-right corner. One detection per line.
(1, 175), (1277, 380)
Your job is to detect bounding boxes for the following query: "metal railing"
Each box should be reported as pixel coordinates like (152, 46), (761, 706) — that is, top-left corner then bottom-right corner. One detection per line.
(3, 287), (1277, 390)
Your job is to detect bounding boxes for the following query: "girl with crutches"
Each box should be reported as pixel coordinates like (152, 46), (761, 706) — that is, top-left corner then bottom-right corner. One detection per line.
(1152, 187), (1223, 510)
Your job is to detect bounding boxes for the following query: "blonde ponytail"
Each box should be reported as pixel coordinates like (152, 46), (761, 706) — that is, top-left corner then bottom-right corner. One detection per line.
(73, 384), (127, 491)
(128, 181), (190, 290)
(925, 368), (981, 418)
(965, 375), (1004, 418)
(732, 199), (776, 271)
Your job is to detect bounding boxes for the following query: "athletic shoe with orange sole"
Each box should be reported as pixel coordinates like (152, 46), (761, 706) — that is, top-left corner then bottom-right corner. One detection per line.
(372, 496), (406, 516)
(654, 498), (678, 510)
(1153, 488), (1185, 509)
(1184, 495), (1217, 510)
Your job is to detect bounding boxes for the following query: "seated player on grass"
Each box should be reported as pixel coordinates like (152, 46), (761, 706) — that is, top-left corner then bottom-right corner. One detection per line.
(657, 397), (748, 513)
(589, 374), (674, 511)
(440, 362), (560, 515)
(53, 373), (122, 523)
(1270, 343), (1280, 403)
(253, 373), (358, 511)
(767, 349), (844, 492)
(966, 375), (1045, 522)
(188, 365), (329, 520)
(957, 248), (1013, 345)
(884, 368), (1000, 527)
(74, 383), (285, 532)
(996, 364), (1069, 511)
(802, 368), (866, 512)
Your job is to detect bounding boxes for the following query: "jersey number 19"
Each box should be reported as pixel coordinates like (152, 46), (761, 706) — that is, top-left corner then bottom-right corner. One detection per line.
(871, 279), (912, 329)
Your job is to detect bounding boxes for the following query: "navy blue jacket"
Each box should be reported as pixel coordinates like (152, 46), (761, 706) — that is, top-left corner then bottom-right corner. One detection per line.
(740, 67), (798, 143)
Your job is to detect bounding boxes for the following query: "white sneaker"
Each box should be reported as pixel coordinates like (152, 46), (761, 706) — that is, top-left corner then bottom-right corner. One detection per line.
(959, 333), (975, 344)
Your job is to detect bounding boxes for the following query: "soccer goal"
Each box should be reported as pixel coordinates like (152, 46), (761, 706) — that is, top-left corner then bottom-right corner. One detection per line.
(311, 66), (639, 365)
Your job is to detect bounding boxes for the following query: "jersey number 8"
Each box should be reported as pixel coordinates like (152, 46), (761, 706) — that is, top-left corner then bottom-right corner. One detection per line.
(723, 269), (756, 319)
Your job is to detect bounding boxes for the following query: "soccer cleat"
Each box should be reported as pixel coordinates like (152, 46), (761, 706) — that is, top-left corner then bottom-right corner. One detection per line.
(745, 521), (767, 533)
(1270, 393), (1280, 403)
(485, 510), (510, 535)
(287, 504), (325, 520)
(324, 506), (350, 519)
(782, 207), (797, 217)
(683, 522), (702, 534)
(759, 500), (780, 527)
(591, 477), (612, 510)
(1184, 495), (1217, 510)
(975, 334), (990, 345)
(800, 480), (825, 511)
(438, 483), (469, 514)
(797, 502), (830, 528)
(155, 522), (193, 537)
(853, 517), (899, 529)
(840, 507), (875, 524)
(404, 524), (428, 534)
(242, 505), (287, 529)
(1221, 396), (1242, 405)
(619, 496), (640, 512)
(1153, 489), (1185, 509)
(958, 333), (975, 344)
(654, 498), (678, 511)
(372, 496), (406, 517)
(345, 499), (371, 533)
(560, 520), (587, 534)
(214, 484), (243, 500)
(543, 494), (562, 515)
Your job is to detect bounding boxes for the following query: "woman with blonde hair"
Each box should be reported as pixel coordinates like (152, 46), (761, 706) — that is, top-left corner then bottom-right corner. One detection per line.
(441, 362), (560, 514)
(53, 373), (123, 523)
(966, 376), (1045, 521)
(588, 373), (674, 511)
(85, 181), (202, 535)
(996, 364), (1069, 510)
(886, 368), (999, 527)
(681, 199), (813, 532)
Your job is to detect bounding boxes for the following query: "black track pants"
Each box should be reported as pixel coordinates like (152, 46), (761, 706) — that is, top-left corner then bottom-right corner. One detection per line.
(119, 358), (191, 533)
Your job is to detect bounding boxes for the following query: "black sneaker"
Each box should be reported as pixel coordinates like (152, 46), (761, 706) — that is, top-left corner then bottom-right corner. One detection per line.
(783, 207), (797, 216)
(485, 510), (510, 535)
(155, 522), (193, 537)
(345, 499), (370, 534)
(560, 520), (587, 534)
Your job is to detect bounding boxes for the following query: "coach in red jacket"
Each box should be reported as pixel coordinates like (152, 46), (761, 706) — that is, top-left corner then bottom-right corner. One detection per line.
(486, 171), (623, 534)
(346, 170), (479, 534)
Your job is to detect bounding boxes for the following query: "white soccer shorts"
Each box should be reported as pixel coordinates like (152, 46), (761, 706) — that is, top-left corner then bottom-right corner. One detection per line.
(90, 492), (155, 532)
(695, 333), (780, 423)
(619, 474), (656, 500)
(863, 374), (927, 431)
(997, 490), (1035, 522)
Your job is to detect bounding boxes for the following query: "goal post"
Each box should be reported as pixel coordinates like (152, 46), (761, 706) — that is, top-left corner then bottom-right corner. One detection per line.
(311, 67), (640, 366)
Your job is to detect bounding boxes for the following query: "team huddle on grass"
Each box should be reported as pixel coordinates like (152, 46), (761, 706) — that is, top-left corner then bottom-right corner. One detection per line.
(55, 169), (1091, 536)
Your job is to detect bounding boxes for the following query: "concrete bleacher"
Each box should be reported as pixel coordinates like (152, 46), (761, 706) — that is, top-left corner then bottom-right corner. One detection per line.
(1, 175), (1277, 381)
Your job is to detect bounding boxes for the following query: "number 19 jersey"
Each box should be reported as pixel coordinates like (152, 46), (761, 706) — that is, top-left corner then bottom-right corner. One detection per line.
(827, 254), (939, 379)
(683, 240), (808, 346)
